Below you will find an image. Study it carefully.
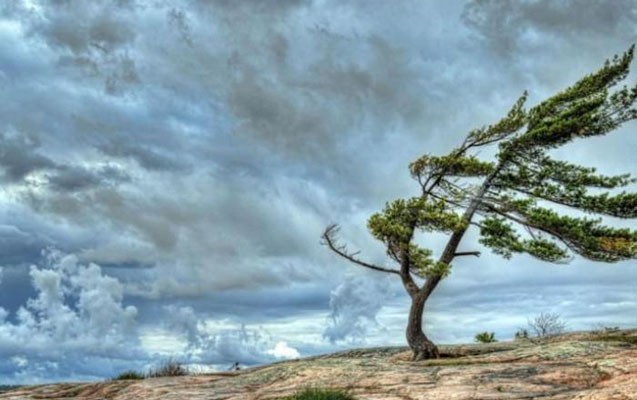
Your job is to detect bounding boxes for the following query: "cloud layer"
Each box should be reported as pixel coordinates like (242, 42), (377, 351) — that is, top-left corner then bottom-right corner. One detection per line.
(0, 251), (140, 383)
(1, 0), (636, 384)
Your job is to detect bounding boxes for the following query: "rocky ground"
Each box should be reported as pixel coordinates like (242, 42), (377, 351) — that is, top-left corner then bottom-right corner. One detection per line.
(2, 329), (637, 400)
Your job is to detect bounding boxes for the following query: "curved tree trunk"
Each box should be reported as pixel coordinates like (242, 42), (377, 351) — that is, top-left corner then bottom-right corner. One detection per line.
(404, 167), (502, 360)
(406, 292), (439, 360)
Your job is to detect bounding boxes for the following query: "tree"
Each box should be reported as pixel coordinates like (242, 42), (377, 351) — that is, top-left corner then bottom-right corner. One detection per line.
(527, 312), (566, 338)
(322, 46), (637, 360)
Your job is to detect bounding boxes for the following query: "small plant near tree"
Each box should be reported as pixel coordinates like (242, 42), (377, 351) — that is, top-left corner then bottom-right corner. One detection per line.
(112, 370), (145, 380)
(147, 359), (188, 378)
(112, 359), (189, 381)
(281, 387), (356, 400)
(323, 46), (637, 360)
(474, 331), (497, 343)
(514, 328), (529, 340)
(528, 312), (566, 338)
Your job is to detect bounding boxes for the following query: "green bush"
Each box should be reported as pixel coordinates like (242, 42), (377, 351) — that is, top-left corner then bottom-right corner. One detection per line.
(113, 370), (145, 380)
(474, 331), (497, 343)
(281, 387), (356, 400)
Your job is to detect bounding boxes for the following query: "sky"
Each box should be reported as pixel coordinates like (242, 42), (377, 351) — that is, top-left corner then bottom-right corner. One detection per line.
(0, 0), (637, 385)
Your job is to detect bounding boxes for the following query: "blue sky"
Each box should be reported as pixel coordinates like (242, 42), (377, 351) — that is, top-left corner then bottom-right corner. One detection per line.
(1, 0), (637, 384)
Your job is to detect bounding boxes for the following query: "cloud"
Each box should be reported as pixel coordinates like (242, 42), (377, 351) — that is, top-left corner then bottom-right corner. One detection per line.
(0, 131), (56, 183)
(462, 0), (637, 56)
(1, 0), (435, 301)
(46, 164), (130, 192)
(18, 0), (140, 94)
(0, 250), (141, 383)
(162, 305), (301, 366)
(0, 250), (318, 383)
(267, 341), (300, 359)
(323, 274), (393, 344)
(1, 0), (637, 384)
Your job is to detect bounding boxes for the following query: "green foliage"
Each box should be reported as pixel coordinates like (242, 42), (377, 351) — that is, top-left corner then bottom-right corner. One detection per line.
(365, 46), (637, 281)
(493, 155), (637, 219)
(280, 388), (356, 400)
(514, 45), (636, 153)
(466, 92), (528, 147)
(478, 217), (525, 258)
(367, 197), (466, 269)
(368, 197), (466, 243)
(113, 370), (145, 380)
(521, 207), (637, 262)
(474, 332), (497, 343)
(410, 154), (495, 179)
(478, 217), (570, 262)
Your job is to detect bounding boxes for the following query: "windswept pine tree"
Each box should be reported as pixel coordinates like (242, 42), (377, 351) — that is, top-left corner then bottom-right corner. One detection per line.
(322, 46), (637, 360)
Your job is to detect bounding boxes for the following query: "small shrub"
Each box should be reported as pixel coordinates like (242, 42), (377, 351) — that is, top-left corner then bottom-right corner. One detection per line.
(113, 370), (145, 380)
(281, 387), (356, 400)
(147, 359), (188, 378)
(592, 323), (620, 334)
(474, 331), (497, 343)
(528, 312), (566, 338)
(514, 328), (529, 340)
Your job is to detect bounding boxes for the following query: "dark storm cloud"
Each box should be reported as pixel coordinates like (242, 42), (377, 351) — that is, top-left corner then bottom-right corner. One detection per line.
(97, 141), (187, 171)
(0, 225), (49, 266)
(225, 35), (426, 157)
(462, 0), (637, 54)
(18, 0), (140, 94)
(0, 132), (56, 183)
(46, 164), (130, 192)
(0, 131), (130, 191)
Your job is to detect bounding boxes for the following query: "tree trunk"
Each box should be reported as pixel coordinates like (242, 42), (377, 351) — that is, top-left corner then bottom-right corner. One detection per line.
(404, 166), (503, 360)
(406, 292), (439, 360)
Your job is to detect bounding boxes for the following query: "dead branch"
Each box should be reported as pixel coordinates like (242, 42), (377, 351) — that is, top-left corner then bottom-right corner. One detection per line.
(321, 224), (400, 275)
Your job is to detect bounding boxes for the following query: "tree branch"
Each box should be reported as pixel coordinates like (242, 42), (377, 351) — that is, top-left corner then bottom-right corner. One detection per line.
(454, 251), (481, 257)
(479, 205), (576, 256)
(321, 224), (401, 275)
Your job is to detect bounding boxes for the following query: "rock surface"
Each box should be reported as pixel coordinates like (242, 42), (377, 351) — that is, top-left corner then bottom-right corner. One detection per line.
(2, 330), (637, 400)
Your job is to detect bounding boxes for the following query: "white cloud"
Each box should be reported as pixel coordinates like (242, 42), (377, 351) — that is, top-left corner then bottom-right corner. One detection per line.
(323, 274), (393, 344)
(10, 356), (27, 368)
(0, 250), (141, 383)
(267, 341), (301, 360)
(161, 305), (303, 366)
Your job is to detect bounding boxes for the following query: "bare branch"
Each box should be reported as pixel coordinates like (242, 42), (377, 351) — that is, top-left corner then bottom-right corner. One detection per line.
(527, 312), (567, 338)
(321, 224), (400, 275)
(454, 251), (481, 257)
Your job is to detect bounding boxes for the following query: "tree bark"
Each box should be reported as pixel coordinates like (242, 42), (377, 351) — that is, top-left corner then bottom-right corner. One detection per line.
(406, 167), (504, 360)
(406, 292), (439, 360)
